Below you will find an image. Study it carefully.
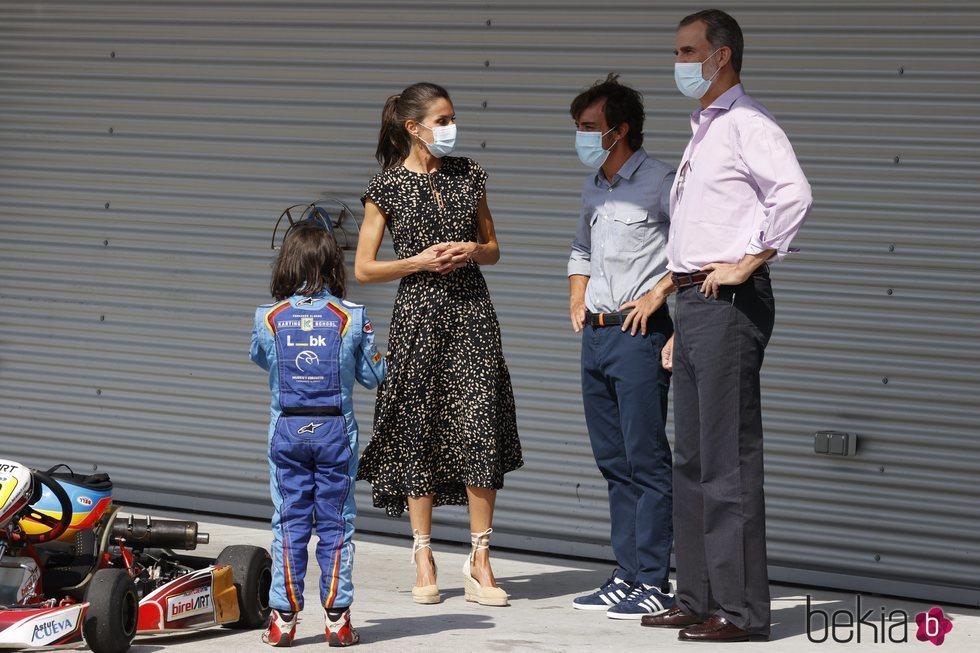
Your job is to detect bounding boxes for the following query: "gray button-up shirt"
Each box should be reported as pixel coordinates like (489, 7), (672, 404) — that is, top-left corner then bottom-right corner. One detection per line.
(568, 148), (675, 313)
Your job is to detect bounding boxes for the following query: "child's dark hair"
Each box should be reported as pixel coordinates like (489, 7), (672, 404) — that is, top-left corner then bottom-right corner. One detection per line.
(270, 223), (347, 300)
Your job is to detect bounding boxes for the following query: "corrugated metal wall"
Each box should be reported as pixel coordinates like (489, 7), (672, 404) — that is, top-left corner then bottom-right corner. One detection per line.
(1, 1), (978, 605)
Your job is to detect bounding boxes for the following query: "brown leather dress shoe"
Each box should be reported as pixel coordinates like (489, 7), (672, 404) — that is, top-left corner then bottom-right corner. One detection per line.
(640, 606), (703, 628)
(678, 615), (767, 642)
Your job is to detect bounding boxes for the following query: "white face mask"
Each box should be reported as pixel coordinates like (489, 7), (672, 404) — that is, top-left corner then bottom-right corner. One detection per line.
(575, 126), (618, 169)
(674, 48), (722, 99)
(417, 122), (457, 158)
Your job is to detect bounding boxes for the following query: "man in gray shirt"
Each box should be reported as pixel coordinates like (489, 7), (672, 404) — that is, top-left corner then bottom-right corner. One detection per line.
(568, 74), (677, 620)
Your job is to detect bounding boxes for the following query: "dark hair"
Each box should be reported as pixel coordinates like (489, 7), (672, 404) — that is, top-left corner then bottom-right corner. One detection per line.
(679, 9), (744, 74)
(376, 82), (452, 169)
(270, 223), (347, 300)
(569, 73), (644, 151)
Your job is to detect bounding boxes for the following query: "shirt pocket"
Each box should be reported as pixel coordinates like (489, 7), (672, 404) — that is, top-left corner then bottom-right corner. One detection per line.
(611, 210), (651, 252)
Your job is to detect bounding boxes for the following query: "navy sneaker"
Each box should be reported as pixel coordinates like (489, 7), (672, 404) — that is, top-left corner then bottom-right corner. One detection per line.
(572, 571), (631, 610)
(606, 583), (676, 620)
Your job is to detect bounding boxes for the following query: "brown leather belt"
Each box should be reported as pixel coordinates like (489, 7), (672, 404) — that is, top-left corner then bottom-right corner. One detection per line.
(672, 266), (770, 289)
(584, 310), (632, 328)
(671, 271), (710, 289)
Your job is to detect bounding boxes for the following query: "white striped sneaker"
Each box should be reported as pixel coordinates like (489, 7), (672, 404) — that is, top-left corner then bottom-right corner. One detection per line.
(572, 572), (631, 610)
(606, 583), (675, 620)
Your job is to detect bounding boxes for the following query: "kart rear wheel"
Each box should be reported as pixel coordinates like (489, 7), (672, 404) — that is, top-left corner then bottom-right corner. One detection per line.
(217, 544), (272, 629)
(83, 568), (138, 653)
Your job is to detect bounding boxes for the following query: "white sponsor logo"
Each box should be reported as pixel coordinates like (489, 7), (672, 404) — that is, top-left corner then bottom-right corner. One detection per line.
(295, 350), (320, 371)
(30, 612), (79, 643)
(77, 495), (93, 507)
(298, 422), (324, 435)
(286, 333), (336, 347)
(166, 585), (213, 621)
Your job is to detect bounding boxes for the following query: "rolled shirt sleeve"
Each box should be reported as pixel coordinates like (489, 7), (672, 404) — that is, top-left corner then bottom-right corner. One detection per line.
(737, 113), (812, 262)
(567, 195), (593, 278)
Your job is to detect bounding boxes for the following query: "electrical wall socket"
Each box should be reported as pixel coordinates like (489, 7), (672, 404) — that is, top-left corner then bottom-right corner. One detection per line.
(814, 431), (858, 457)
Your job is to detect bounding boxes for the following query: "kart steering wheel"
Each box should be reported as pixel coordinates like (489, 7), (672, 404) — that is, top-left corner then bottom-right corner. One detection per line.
(23, 469), (73, 544)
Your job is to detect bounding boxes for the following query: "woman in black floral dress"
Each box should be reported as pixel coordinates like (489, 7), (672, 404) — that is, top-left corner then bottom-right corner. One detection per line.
(354, 82), (522, 606)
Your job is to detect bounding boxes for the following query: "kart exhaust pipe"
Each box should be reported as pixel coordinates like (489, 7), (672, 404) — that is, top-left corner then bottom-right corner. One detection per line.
(111, 516), (210, 550)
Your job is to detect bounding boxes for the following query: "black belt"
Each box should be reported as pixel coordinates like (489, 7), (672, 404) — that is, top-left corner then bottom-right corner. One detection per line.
(584, 310), (632, 328)
(282, 406), (341, 417)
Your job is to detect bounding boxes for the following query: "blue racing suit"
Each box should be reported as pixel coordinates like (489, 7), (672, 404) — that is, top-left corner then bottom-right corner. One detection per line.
(250, 292), (386, 612)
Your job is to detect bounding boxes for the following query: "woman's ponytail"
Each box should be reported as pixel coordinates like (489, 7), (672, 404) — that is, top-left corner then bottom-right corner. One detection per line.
(373, 83), (452, 170)
(376, 94), (408, 170)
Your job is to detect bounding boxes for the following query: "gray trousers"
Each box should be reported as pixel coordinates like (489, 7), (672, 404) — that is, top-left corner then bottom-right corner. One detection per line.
(671, 271), (774, 636)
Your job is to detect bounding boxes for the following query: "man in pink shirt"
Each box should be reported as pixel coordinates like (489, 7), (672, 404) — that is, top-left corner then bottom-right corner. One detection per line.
(639, 9), (812, 642)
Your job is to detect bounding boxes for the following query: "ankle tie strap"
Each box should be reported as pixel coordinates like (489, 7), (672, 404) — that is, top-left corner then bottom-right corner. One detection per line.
(469, 527), (493, 562)
(411, 529), (432, 565)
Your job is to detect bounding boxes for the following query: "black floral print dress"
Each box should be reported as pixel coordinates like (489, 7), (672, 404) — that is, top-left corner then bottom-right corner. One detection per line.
(357, 156), (523, 517)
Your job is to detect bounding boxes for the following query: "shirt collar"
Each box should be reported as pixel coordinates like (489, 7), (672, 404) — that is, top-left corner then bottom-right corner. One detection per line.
(593, 147), (648, 187)
(690, 83), (745, 126)
(709, 83), (744, 111)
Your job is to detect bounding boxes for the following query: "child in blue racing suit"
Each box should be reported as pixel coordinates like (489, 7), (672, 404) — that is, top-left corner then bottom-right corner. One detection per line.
(250, 222), (386, 647)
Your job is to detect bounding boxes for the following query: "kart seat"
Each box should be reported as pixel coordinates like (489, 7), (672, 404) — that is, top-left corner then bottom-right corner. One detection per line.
(51, 470), (112, 492)
(41, 527), (99, 597)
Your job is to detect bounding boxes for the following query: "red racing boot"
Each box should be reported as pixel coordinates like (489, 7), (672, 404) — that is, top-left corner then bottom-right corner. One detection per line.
(262, 609), (298, 647)
(325, 608), (360, 647)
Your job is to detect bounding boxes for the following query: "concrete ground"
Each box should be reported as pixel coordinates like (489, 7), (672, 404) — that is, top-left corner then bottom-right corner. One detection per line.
(121, 510), (979, 653)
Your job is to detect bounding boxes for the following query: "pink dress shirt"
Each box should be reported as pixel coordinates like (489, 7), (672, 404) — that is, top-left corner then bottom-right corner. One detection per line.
(667, 84), (812, 273)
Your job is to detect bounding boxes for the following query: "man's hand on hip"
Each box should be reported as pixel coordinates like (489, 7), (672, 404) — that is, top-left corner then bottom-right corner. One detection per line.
(619, 289), (667, 336)
(700, 250), (775, 298)
(698, 262), (749, 299)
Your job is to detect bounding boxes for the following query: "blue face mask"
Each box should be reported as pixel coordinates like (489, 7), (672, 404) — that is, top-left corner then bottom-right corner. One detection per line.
(674, 48), (721, 99)
(418, 122), (457, 158)
(575, 127), (618, 169)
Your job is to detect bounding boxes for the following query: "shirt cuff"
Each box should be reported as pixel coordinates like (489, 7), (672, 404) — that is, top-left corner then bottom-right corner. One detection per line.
(567, 258), (591, 277)
(746, 232), (799, 264)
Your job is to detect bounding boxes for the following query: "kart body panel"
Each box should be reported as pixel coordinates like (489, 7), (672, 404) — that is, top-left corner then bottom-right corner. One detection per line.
(0, 604), (87, 649)
(136, 564), (240, 633)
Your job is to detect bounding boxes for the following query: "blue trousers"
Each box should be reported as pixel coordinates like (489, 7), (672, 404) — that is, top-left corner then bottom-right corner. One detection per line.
(268, 414), (357, 612)
(581, 307), (673, 587)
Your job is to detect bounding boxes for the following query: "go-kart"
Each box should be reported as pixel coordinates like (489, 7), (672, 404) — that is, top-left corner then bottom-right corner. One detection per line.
(0, 459), (272, 652)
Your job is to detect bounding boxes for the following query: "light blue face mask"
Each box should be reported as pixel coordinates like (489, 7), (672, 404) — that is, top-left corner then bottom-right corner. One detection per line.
(674, 48), (722, 99)
(418, 122), (457, 158)
(575, 126), (618, 169)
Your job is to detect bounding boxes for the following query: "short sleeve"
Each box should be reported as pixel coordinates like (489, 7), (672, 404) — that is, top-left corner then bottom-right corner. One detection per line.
(468, 159), (489, 198)
(361, 172), (396, 218)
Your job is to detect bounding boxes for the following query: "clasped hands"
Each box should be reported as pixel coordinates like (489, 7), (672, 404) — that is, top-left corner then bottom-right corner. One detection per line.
(415, 241), (477, 275)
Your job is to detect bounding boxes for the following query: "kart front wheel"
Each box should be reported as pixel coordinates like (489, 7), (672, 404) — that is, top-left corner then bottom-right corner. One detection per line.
(217, 544), (272, 629)
(83, 568), (138, 653)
